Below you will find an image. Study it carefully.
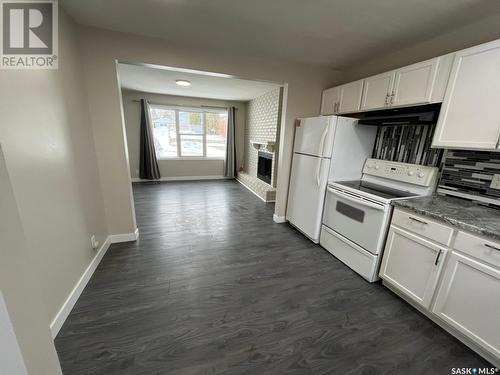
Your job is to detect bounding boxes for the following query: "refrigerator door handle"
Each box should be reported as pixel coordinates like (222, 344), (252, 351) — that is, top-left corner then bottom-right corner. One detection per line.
(318, 124), (329, 157)
(316, 159), (322, 187)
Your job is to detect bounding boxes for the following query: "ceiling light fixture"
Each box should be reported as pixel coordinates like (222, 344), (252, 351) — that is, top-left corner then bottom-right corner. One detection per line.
(175, 79), (191, 87)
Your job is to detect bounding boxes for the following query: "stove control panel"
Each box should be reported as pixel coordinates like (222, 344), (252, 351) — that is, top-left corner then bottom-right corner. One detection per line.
(363, 159), (439, 187)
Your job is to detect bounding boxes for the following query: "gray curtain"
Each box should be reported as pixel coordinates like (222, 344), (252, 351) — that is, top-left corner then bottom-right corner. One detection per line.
(224, 107), (237, 178)
(139, 99), (161, 180)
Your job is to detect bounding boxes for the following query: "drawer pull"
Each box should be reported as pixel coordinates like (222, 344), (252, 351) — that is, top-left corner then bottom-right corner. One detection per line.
(409, 216), (428, 225)
(434, 249), (442, 266)
(484, 243), (500, 252)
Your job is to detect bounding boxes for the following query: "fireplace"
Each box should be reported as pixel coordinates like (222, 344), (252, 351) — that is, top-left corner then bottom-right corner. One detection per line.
(257, 151), (273, 184)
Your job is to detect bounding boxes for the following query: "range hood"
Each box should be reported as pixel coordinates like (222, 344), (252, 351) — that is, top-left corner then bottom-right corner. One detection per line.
(355, 103), (441, 126)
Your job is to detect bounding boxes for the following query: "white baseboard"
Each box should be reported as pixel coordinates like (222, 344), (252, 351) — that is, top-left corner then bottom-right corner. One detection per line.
(50, 228), (140, 338)
(131, 176), (232, 183)
(273, 214), (287, 223)
(50, 235), (112, 338)
(109, 228), (139, 243)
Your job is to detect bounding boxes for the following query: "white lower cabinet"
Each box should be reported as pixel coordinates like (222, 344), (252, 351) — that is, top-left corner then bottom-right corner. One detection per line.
(380, 226), (446, 309)
(381, 208), (500, 365)
(432, 251), (500, 359)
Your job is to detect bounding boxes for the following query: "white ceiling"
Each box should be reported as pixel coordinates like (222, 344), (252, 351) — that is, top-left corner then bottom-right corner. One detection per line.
(117, 63), (281, 101)
(63, 0), (500, 69)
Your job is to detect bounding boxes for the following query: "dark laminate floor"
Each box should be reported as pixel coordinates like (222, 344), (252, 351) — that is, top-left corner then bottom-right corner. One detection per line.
(55, 180), (491, 374)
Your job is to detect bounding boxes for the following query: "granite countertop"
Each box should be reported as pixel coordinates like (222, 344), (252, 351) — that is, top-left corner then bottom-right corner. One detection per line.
(392, 194), (500, 242)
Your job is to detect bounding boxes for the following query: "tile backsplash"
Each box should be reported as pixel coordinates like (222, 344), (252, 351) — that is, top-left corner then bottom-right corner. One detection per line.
(438, 149), (500, 207)
(372, 124), (443, 167)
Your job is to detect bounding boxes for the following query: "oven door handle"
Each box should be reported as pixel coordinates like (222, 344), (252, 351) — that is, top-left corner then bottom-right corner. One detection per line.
(327, 187), (386, 211)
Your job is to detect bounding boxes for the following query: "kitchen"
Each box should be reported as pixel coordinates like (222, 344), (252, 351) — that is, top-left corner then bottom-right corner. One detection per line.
(286, 38), (500, 367)
(3, 2), (500, 374)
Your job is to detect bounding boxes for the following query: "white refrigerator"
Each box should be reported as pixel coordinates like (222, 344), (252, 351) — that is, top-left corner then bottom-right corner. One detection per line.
(286, 116), (377, 243)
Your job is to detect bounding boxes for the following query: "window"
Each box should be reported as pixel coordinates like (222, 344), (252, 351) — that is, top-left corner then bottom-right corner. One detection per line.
(149, 105), (228, 159)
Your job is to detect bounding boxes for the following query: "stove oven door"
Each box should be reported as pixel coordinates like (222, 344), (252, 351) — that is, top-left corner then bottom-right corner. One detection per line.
(323, 186), (390, 255)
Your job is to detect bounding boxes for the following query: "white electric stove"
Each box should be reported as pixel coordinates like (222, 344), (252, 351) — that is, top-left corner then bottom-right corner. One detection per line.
(320, 158), (439, 282)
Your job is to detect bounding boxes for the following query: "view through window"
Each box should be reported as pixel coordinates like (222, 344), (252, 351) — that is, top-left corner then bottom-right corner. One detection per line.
(149, 105), (228, 158)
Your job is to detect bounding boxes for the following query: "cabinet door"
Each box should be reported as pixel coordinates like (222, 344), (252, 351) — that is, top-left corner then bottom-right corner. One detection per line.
(432, 251), (500, 359)
(320, 87), (340, 115)
(432, 39), (500, 149)
(391, 57), (439, 107)
(380, 226), (446, 309)
(337, 80), (364, 114)
(360, 71), (394, 111)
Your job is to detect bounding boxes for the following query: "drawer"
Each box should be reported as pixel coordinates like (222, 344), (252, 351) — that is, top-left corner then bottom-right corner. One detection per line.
(392, 208), (454, 246)
(320, 225), (379, 282)
(454, 231), (500, 269)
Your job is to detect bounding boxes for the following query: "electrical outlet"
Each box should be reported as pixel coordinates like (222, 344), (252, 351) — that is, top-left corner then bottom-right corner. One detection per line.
(490, 174), (500, 190)
(90, 235), (100, 250)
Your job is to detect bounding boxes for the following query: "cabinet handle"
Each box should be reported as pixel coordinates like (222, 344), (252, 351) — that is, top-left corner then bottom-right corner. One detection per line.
(390, 91), (395, 105)
(335, 102), (339, 113)
(484, 243), (500, 252)
(384, 94), (389, 105)
(434, 249), (442, 266)
(409, 216), (428, 225)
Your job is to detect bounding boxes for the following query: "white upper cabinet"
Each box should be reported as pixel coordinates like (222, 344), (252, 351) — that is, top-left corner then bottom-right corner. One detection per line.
(360, 71), (395, 111)
(432, 39), (500, 150)
(321, 81), (363, 115)
(361, 57), (442, 111)
(320, 86), (340, 115)
(429, 53), (455, 103)
(337, 80), (364, 114)
(391, 58), (439, 107)
(321, 53), (454, 114)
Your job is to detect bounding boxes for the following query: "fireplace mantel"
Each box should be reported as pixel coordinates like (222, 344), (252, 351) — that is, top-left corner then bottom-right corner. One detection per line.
(250, 140), (276, 153)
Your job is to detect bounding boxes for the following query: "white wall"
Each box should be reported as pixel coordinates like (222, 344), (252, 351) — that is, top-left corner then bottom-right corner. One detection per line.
(0, 8), (108, 324)
(0, 145), (62, 374)
(77, 26), (341, 232)
(0, 291), (27, 375)
(121, 89), (247, 179)
(342, 12), (500, 82)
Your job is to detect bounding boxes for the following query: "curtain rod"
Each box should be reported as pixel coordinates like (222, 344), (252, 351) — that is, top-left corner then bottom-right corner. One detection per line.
(131, 100), (237, 110)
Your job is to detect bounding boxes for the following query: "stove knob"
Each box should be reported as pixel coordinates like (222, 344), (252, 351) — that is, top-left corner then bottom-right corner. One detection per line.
(375, 165), (380, 170)
(367, 164), (373, 169)
(407, 170), (414, 176)
(418, 172), (425, 178)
